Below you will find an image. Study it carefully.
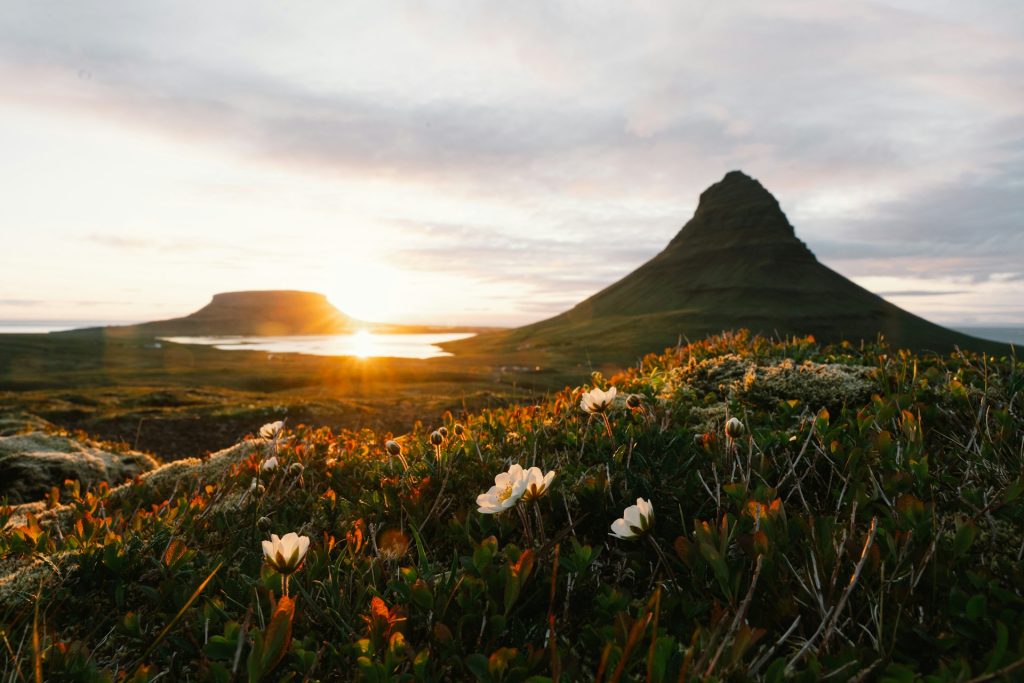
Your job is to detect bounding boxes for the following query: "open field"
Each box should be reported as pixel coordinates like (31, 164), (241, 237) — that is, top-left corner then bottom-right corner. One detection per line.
(1, 332), (1022, 680)
(0, 330), (608, 459)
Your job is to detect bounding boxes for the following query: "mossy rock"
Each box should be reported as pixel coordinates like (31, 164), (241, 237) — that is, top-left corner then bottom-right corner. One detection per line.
(0, 432), (158, 504)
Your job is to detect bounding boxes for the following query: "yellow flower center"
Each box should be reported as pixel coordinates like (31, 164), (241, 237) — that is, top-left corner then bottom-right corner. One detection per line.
(497, 483), (514, 502)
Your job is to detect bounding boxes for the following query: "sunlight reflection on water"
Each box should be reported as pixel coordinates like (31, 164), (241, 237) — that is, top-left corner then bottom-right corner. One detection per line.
(159, 332), (475, 359)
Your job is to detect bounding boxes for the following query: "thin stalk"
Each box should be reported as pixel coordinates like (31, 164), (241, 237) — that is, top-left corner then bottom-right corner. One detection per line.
(533, 501), (548, 545)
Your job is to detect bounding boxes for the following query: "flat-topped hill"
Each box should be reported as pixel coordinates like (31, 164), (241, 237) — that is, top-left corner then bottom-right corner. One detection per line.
(61, 290), (483, 337)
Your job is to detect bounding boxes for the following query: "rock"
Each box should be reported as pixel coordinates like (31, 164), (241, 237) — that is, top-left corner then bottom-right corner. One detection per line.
(0, 433), (158, 504)
(1, 440), (255, 608)
(0, 412), (54, 436)
(664, 353), (874, 409)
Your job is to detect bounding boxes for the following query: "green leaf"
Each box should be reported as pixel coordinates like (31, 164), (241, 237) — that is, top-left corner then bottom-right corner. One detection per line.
(984, 621), (1008, 673)
(764, 658), (787, 683)
(208, 662), (231, 683)
(410, 523), (430, 574)
(473, 537), (497, 574)
(965, 594), (986, 620)
(259, 595), (296, 677)
(952, 524), (977, 557)
(134, 561), (223, 675)
(411, 579), (434, 610)
(466, 653), (491, 682)
(204, 635), (238, 661)
(1002, 478), (1024, 504)
(699, 543), (731, 599)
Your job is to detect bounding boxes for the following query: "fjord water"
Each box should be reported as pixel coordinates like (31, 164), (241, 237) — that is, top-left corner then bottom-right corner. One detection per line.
(158, 332), (476, 359)
(953, 326), (1024, 346)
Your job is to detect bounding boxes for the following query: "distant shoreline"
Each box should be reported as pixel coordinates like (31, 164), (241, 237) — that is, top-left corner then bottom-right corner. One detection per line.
(1, 321), (1021, 346)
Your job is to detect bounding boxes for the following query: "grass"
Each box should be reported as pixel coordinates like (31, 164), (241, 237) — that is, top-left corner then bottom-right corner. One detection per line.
(1, 331), (1023, 681)
(0, 332), (574, 459)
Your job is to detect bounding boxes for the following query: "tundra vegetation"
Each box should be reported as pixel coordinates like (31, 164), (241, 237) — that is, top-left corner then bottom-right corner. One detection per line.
(1, 332), (1022, 681)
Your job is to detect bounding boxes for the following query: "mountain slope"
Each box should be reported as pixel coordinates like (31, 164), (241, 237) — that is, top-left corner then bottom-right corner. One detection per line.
(450, 171), (1006, 363)
(127, 291), (357, 336)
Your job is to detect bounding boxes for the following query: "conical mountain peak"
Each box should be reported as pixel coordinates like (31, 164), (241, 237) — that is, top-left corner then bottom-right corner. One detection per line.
(698, 170), (777, 206)
(449, 171), (1007, 361)
(665, 170), (803, 254)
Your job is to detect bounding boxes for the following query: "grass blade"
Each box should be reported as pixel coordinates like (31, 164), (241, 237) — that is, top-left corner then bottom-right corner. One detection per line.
(133, 561), (224, 674)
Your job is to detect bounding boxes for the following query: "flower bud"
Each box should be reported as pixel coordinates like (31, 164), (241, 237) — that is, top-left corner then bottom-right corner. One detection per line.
(257, 516), (272, 532)
(385, 440), (402, 456)
(626, 394), (642, 409)
(438, 426), (449, 439)
(289, 462), (304, 477)
(429, 431), (443, 446)
(453, 423), (465, 437)
(725, 417), (745, 439)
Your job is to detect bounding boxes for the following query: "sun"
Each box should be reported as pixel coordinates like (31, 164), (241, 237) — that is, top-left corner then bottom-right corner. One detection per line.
(325, 259), (410, 323)
(351, 329), (375, 359)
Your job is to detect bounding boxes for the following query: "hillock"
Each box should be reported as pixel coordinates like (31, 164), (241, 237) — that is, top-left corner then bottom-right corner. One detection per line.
(2, 332), (1022, 681)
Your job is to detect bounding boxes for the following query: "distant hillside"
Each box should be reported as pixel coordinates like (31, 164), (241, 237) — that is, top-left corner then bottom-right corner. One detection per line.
(64, 290), (484, 337)
(449, 171), (1008, 363)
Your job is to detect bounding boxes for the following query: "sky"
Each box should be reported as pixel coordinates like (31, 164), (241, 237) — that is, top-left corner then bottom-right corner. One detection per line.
(1, 1), (1022, 327)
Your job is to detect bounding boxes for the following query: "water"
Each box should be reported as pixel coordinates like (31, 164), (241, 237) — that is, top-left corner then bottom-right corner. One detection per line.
(159, 331), (476, 359)
(0, 320), (126, 334)
(953, 326), (1024, 346)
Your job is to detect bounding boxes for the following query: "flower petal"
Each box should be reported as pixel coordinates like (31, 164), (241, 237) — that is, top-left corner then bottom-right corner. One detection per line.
(624, 505), (642, 528)
(610, 518), (633, 539)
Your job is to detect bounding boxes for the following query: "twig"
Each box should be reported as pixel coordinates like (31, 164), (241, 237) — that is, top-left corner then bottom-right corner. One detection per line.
(704, 555), (764, 677)
(967, 654), (1024, 683)
(821, 516), (878, 650)
(747, 615), (801, 676)
(787, 517), (878, 672)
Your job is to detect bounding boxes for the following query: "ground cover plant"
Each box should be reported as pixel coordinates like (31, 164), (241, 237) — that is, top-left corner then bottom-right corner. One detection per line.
(1, 332), (1022, 681)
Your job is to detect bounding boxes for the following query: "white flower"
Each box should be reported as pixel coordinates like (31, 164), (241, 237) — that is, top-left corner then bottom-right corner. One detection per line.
(581, 386), (617, 414)
(610, 498), (654, 540)
(261, 532), (310, 575)
(260, 420), (285, 440)
(521, 467), (556, 502)
(261, 456), (279, 471)
(476, 464), (529, 514)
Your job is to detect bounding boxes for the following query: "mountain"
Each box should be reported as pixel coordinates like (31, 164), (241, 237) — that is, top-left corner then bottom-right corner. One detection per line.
(448, 171), (1007, 363)
(73, 290), (477, 337)
(129, 291), (357, 336)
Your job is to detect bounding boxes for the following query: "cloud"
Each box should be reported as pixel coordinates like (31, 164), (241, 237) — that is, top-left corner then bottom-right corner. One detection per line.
(814, 148), (1024, 283)
(874, 290), (967, 297)
(1, 1), (1023, 323)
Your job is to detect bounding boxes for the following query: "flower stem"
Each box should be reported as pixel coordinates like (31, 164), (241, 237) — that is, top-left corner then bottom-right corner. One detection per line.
(533, 501), (547, 545)
(647, 536), (679, 588)
(517, 503), (535, 547)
